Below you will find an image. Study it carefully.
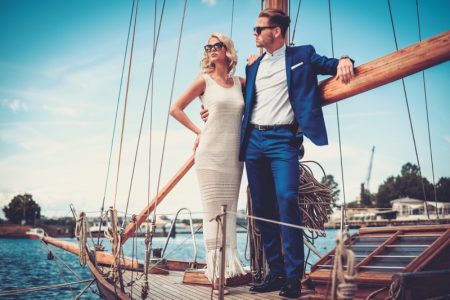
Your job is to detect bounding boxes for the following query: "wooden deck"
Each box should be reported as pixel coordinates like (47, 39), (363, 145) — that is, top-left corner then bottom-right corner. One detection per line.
(309, 224), (450, 299)
(121, 270), (315, 300)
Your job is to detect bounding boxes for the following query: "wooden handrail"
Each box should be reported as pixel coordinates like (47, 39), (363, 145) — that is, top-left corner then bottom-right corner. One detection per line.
(405, 228), (450, 272)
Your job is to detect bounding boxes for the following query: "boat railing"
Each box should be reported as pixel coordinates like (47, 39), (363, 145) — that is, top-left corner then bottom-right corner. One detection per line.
(161, 208), (198, 268)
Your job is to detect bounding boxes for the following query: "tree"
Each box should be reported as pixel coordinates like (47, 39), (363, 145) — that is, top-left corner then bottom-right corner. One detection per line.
(436, 177), (450, 203)
(375, 163), (434, 208)
(2, 194), (41, 225)
(360, 183), (375, 207)
(321, 174), (340, 206)
(401, 162), (420, 176)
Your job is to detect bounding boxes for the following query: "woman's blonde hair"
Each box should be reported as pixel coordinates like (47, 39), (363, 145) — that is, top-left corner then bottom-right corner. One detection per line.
(200, 33), (237, 76)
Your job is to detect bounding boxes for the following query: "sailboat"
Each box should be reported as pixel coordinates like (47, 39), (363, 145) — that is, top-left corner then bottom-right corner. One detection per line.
(36, 0), (450, 299)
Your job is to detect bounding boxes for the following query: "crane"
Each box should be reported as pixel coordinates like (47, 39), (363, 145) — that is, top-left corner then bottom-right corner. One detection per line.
(365, 146), (376, 192)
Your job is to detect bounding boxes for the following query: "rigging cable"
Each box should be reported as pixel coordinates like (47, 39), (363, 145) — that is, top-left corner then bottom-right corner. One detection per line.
(121, 0), (167, 227)
(41, 240), (98, 297)
(328, 0), (348, 229)
(387, 0), (430, 218)
(119, 1), (185, 294)
(230, 0), (235, 39)
(97, 0), (136, 246)
(416, 0), (439, 218)
(112, 0), (140, 209)
(154, 0), (188, 222)
(144, 1), (164, 297)
(0, 279), (93, 297)
(290, 0), (302, 45)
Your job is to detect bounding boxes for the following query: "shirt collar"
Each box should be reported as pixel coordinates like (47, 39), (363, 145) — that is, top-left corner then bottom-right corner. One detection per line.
(264, 44), (286, 60)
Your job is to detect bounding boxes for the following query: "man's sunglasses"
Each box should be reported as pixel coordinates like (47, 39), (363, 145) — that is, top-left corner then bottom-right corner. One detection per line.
(204, 41), (225, 53)
(253, 26), (276, 35)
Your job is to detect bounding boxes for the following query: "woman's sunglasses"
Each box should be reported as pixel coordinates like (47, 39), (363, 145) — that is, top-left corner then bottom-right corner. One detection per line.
(204, 41), (225, 53)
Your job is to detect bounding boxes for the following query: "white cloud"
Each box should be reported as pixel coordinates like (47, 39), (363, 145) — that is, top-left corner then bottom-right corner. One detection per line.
(1, 98), (28, 112)
(43, 105), (80, 117)
(201, 0), (217, 6)
(445, 135), (450, 143)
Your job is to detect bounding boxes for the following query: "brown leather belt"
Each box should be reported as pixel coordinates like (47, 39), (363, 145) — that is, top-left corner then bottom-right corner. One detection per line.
(250, 123), (297, 131)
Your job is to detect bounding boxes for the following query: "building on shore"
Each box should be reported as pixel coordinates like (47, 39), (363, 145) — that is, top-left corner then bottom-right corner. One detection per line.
(325, 197), (450, 228)
(391, 197), (450, 220)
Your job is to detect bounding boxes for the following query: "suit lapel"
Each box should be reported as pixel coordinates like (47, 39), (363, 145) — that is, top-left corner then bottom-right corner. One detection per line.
(285, 46), (293, 96)
(245, 54), (264, 115)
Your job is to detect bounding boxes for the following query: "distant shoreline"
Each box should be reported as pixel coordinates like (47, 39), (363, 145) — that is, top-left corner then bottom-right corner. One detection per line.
(0, 224), (74, 238)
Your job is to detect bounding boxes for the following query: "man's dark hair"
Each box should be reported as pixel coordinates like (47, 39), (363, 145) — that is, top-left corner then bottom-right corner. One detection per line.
(258, 8), (291, 38)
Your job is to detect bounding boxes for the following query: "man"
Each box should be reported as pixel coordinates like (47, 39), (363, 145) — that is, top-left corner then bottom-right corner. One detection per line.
(240, 8), (354, 298)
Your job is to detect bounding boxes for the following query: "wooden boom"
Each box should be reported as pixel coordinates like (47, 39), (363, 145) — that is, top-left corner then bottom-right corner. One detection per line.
(320, 30), (450, 105)
(42, 236), (142, 270)
(121, 154), (195, 244)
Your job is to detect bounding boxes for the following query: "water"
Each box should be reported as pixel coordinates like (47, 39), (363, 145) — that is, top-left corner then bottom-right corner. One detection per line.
(0, 229), (351, 299)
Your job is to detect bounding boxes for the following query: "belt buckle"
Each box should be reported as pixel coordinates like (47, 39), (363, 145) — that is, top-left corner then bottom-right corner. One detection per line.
(254, 124), (268, 130)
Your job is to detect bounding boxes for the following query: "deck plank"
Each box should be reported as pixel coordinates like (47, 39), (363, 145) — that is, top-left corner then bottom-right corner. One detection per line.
(119, 269), (297, 299)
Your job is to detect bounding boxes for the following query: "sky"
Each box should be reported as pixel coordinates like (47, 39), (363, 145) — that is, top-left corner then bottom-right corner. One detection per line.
(0, 0), (449, 221)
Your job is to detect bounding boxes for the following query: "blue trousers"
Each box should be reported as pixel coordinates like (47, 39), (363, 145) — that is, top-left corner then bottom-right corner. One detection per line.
(245, 127), (304, 279)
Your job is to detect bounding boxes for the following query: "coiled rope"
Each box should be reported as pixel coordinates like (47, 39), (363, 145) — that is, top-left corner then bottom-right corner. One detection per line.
(330, 229), (357, 300)
(74, 212), (89, 267)
(298, 161), (334, 235)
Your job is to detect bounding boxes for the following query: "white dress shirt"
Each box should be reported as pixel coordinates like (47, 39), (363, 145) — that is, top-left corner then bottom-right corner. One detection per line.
(250, 44), (294, 125)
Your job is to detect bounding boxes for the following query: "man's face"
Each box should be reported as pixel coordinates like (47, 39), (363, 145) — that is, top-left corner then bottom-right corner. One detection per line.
(254, 17), (275, 49)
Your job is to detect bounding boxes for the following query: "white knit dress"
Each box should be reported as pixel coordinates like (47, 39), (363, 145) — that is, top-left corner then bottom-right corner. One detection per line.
(195, 73), (246, 281)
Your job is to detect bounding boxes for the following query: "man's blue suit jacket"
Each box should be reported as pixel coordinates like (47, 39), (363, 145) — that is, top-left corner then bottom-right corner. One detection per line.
(239, 45), (339, 161)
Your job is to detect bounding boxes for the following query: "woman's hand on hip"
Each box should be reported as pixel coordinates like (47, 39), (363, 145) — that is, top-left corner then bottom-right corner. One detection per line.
(193, 133), (201, 152)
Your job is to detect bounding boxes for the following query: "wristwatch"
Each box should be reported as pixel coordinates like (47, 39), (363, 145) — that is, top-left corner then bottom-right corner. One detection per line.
(340, 55), (354, 64)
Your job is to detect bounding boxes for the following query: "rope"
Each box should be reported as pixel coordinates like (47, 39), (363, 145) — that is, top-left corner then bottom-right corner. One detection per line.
(366, 286), (389, 300)
(210, 214), (223, 299)
(330, 229), (357, 300)
(0, 279), (93, 297)
(387, 0), (429, 218)
(41, 241), (100, 296)
(73, 279), (96, 300)
(230, 0), (235, 39)
(154, 0), (187, 214)
(143, 223), (204, 275)
(328, 0), (348, 230)
(98, 0), (136, 246)
(143, 2), (161, 298)
(75, 212), (89, 267)
(40, 243), (76, 297)
(246, 186), (265, 284)
(290, 0), (302, 45)
(415, 0), (439, 217)
(112, 0), (140, 209)
(386, 276), (402, 300)
(298, 161), (334, 235)
(122, 0), (167, 228)
(228, 211), (325, 234)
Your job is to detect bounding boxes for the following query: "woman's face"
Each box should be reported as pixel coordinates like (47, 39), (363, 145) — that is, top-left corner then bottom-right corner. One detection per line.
(205, 37), (227, 65)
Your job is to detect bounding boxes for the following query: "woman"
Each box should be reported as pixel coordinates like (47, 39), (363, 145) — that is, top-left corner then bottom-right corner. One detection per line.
(170, 33), (246, 293)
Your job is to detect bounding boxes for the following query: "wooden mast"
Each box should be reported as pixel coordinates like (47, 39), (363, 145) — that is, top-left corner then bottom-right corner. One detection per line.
(265, 0), (288, 13)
